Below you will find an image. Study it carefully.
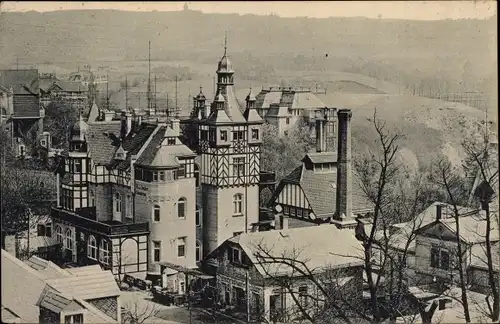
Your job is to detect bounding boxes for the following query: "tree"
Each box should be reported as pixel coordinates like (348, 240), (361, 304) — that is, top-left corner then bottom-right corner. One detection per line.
(44, 101), (79, 150)
(122, 293), (161, 324)
(462, 132), (499, 322)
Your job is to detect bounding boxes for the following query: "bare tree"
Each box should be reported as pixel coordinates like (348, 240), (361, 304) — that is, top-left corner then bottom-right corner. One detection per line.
(429, 159), (472, 323)
(462, 132), (499, 321)
(122, 293), (161, 324)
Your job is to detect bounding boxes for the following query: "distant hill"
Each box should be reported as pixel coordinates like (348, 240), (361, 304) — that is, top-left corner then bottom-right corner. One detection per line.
(0, 10), (496, 94)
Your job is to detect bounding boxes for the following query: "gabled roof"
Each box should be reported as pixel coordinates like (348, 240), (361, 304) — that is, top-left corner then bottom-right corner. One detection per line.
(266, 104), (291, 118)
(0, 69), (39, 95)
(224, 225), (364, 278)
(303, 152), (337, 165)
(85, 121), (122, 165)
(254, 88), (327, 112)
(221, 86), (246, 123)
(12, 95), (40, 118)
(37, 289), (85, 314)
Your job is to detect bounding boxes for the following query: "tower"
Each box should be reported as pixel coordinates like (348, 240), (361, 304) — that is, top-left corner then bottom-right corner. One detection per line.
(63, 115), (91, 212)
(197, 36), (263, 256)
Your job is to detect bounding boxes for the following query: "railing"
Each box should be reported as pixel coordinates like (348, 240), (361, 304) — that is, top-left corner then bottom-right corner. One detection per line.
(51, 207), (149, 237)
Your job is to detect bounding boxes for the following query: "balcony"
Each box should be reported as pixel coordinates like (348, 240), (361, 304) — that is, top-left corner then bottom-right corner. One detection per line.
(51, 207), (149, 237)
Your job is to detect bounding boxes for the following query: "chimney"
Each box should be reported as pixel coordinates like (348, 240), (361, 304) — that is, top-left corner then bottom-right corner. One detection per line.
(436, 204), (443, 220)
(315, 109), (326, 153)
(274, 213), (289, 230)
(333, 109), (354, 228)
(104, 110), (115, 122)
(170, 118), (180, 137)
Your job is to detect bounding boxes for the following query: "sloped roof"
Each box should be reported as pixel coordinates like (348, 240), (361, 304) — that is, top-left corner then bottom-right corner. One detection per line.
(266, 104), (291, 118)
(255, 89), (282, 110)
(37, 290), (84, 314)
(291, 91), (327, 110)
(39, 77), (59, 92)
(222, 86), (246, 123)
(51, 81), (88, 93)
(254, 88), (327, 112)
(0, 69), (39, 95)
(1, 305), (21, 323)
(227, 224), (364, 278)
(440, 213), (499, 244)
(112, 123), (158, 170)
(303, 152), (337, 164)
(12, 95), (40, 118)
(86, 121), (122, 165)
(25, 256), (71, 279)
(470, 243), (500, 271)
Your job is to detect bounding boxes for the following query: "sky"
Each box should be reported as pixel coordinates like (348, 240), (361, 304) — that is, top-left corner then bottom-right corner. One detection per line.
(0, 1), (497, 20)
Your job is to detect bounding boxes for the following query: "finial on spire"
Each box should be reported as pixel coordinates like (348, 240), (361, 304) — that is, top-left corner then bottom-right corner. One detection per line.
(200, 85), (203, 93)
(224, 31), (227, 55)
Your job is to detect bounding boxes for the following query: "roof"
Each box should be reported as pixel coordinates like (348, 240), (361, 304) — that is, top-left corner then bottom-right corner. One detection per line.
(221, 86), (246, 123)
(266, 104), (291, 118)
(303, 152), (337, 164)
(276, 157), (373, 218)
(135, 126), (196, 168)
(0, 69), (39, 95)
(226, 225), (364, 278)
(470, 242), (500, 271)
(1, 305), (21, 323)
(39, 77), (59, 92)
(85, 121), (122, 165)
(45, 267), (120, 300)
(255, 88), (327, 112)
(51, 80), (88, 93)
(112, 123), (158, 170)
(1, 250), (119, 323)
(37, 290), (84, 314)
(25, 256), (71, 279)
(439, 212), (499, 244)
(12, 95), (40, 118)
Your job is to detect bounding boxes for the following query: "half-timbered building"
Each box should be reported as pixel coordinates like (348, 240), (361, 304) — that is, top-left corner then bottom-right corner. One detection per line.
(181, 40), (264, 258)
(269, 108), (373, 229)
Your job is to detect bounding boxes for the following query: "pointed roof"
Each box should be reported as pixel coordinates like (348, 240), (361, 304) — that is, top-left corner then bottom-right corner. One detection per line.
(245, 87), (257, 102)
(87, 100), (100, 123)
(195, 86), (206, 100)
(217, 33), (234, 74)
(243, 88), (263, 123)
(70, 114), (89, 141)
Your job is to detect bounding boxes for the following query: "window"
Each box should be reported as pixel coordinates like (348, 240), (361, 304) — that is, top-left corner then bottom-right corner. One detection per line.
(153, 241), (161, 262)
(99, 240), (110, 265)
(177, 198), (186, 219)
(179, 281), (186, 294)
(64, 314), (83, 324)
(430, 247), (450, 270)
(167, 138), (176, 145)
(195, 205), (201, 227)
(201, 130), (208, 140)
(232, 247), (241, 263)
(220, 130), (228, 141)
(153, 172), (158, 182)
(55, 225), (63, 243)
(88, 235), (97, 260)
(233, 194), (243, 215)
(126, 195), (133, 219)
(114, 192), (122, 213)
(194, 164), (200, 187)
(65, 228), (73, 251)
(75, 160), (82, 173)
(209, 129), (216, 141)
(232, 131), (245, 141)
(159, 171), (165, 181)
(252, 129), (259, 140)
(89, 189), (95, 207)
(286, 118), (290, 125)
(196, 241), (202, 262)
(153, 205), (161, 222)
(233, 157), (245, 177)
(299, 286), (308, 307)
(177, 237), (186, 257)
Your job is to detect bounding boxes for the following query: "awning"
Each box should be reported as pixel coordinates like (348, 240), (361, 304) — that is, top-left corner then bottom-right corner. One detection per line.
(158, 261), (214, 279)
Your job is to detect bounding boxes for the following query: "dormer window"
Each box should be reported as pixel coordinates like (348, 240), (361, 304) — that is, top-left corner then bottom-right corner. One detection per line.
(220, 130), (228, 141)
(64, 314), (84, 324)
(251, 129), (259, 140)
(167, 138), (176, 145)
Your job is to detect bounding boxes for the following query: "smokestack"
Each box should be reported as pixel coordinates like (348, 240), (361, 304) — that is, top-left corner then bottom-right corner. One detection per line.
(334, 109), (354, 227)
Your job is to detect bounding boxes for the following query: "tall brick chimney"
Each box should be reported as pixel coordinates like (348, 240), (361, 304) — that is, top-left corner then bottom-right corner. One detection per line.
(315, 109), (326, 153)
(332, 109), (356, 228)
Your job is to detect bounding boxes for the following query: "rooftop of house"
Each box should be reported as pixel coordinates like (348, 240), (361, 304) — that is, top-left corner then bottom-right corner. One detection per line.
(0, 69), (39, 95)
(226, 224), (364, 278)
(255, 88), (327, 111)
(276, 152), (373, 218)
(1, 249), (119, 323)
(48, 80), (89, 93)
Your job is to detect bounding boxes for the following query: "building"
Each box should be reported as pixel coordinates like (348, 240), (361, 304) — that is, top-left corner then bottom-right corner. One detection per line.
(180, 40), (264, 259)
(0, 84), (14, 125)
(268, 108), (373, 229)
(40, 73), (89, 109)
(1, 249), (121, 323)
(255, 87), (333, 137)
(0, 69), (44, 157)
(207, 224), (364, 322)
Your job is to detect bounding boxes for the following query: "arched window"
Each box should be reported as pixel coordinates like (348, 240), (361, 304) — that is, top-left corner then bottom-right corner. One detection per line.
(99, 240), (110, 265)
(196, 241), (202, 262)
(114, 192), (122, 213)
(177, 198), (186, 219)
(88, 235), (97, 260)
(195, 205), (201, 227)
(233, 194), (243, 215)
(54, 225), (63, 243)
(89, 189), (95, 207)
(65, 228), (74, 251)
(153, 205), (161, 222)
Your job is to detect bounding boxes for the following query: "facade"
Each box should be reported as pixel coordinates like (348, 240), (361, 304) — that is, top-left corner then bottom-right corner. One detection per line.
(269, 109), (373, 229)
(40, 73), (89, 109)
(181, 42), (264, 258)
(255, 87), (333, 137)
(208, 225), (364, 322)
(0, 69), (44, 157)
(50, 110), (200, 285)
(1, 249), (121, 323)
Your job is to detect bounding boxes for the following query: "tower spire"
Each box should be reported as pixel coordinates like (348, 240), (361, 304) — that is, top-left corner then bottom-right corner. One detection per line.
(224, 31), (227, 55)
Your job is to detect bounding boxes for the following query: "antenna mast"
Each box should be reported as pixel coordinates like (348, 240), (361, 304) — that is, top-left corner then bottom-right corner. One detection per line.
(106, 75), (109, 110)
(148, 40), (151, 113)
(125, 76), (128, 111)
(175, 75), (179, 118)
(154, 74), (157, 115)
